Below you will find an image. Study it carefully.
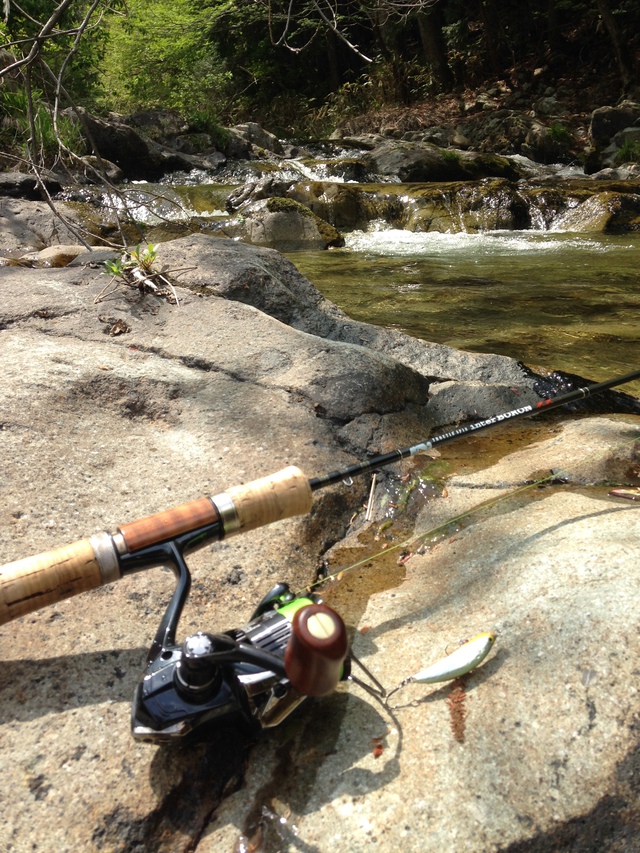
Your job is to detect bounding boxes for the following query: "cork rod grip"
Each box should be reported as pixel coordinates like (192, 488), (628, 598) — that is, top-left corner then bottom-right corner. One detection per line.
(223, 466), (313, 534)
(0, 538), (104, 626)
(118, 496), (220, 552)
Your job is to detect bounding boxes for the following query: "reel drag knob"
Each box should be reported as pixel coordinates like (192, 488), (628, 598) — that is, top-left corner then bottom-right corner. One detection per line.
(284, 604), (348, 696)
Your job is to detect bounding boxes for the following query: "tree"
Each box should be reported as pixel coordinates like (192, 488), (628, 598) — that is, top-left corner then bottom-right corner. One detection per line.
(593, 0), (634, 91)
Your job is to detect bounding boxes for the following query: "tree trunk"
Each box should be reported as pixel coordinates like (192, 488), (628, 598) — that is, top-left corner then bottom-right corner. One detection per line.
(417, 6), (454, 90)
(325, 32), (342, 91)
(477, 0), (503, 75)
(594, 0), (633, 91)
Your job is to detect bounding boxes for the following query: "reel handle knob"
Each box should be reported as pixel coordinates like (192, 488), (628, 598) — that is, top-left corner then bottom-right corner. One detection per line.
(284, 604), (348, 696)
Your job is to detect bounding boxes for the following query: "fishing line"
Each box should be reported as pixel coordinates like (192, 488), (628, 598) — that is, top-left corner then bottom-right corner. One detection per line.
(298, 430), (640, 599)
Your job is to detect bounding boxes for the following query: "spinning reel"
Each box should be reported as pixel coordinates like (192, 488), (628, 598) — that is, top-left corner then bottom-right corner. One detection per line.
(130, 536), (351, 742)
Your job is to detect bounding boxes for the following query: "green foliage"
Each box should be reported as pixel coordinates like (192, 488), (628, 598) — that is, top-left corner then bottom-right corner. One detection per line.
(0, 2), (114, 108)
(2, 0), (640, 145)
(614, 138), (640, 165)
(0, 87), (84, 164)
(311, 58), (426, 134)
(104, 243), (158, 279)
(548, 122), (574, 145)
(314, 76), (378, 130)
(96, 0), (231, 124)
(442, 148), (462, 164)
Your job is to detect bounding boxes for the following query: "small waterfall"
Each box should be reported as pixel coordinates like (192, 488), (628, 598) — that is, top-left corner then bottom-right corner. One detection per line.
(549, 195), (610, 232)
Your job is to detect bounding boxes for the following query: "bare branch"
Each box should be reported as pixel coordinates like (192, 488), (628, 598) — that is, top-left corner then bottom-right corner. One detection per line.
(1, 0), (77, 75)
(310, 0), (373, 62)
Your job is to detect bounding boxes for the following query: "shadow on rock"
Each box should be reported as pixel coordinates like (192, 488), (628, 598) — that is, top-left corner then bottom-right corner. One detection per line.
(93, 724), (251, 853)
(0, 646), (148, 724)
(498, 717), (640, 853)
(231, 690), (403, 848)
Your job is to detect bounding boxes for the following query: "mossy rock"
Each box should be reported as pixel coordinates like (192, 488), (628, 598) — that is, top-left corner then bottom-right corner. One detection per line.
(226, 197), (344, 250)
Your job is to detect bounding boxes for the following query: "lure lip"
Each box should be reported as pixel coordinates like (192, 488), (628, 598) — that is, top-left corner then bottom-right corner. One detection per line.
(409, 631), (497, 685)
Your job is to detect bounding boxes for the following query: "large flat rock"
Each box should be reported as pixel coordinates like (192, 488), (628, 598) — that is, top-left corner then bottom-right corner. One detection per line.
(199, 419), (640, 852)
(0, 237), (638, 851)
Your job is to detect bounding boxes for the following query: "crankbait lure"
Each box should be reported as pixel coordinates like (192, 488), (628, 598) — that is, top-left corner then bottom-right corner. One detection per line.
(609, 487), (640, 501)
(387, 632), (496, 699)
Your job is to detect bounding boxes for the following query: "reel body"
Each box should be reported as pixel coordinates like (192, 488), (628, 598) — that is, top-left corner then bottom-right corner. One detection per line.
(131, 568), (350, 743)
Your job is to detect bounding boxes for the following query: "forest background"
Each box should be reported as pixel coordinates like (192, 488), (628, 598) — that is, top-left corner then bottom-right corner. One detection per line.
(0, 0), (639, 164)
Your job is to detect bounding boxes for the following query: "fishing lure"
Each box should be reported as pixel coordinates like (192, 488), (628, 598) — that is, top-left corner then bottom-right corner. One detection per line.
(608, 487), (640, 501)
(388, 632), (496, 698)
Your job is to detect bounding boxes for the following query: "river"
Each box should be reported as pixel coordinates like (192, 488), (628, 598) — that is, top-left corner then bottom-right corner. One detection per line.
(287, 227), (640, 394)
(122, 172), (640, 394)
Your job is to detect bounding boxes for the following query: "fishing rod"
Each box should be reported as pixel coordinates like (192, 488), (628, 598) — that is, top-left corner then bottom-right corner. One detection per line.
(309, 367), (640, 490)
(3, 366), (637, 629)
(0, 366), (639, 742)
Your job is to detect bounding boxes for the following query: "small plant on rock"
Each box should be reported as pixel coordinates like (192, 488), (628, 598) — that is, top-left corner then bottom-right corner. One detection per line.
(97, 244), (180, 305)
(548, 122), (573, 145)
(614, 138), (640, 165)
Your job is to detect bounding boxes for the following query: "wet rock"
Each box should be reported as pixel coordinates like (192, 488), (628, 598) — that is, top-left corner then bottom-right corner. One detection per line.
(287, 182), (378, 231)
(225, 175), (296, 212)
(225, 197), (345, 250)
(228, 178), (388, 232)
(591, 165), (640, 181)
(551, 191), (640, 233)
(363, 140), (522, 182)
(401, 179), (530, 233)
(198, 417), (640, 853)
(521, 365), (640, 415)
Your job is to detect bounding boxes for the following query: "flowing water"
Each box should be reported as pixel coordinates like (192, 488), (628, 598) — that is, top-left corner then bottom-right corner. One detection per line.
(287, 227), (640, 394)
(112, 173), (640, 394)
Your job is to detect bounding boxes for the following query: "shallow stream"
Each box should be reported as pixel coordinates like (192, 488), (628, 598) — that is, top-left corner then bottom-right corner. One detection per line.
(115, 172), (640, 393)
(287, 227), (640, 395)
